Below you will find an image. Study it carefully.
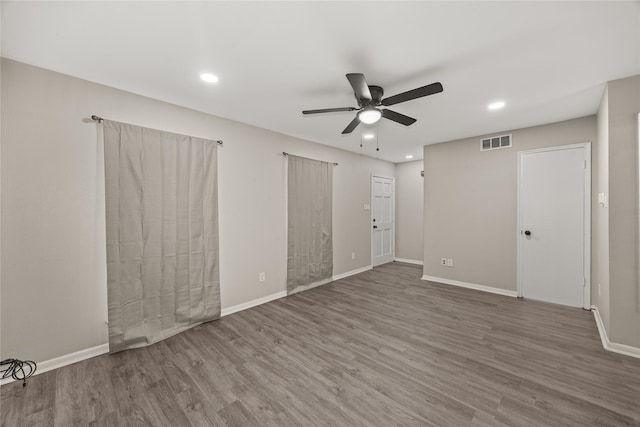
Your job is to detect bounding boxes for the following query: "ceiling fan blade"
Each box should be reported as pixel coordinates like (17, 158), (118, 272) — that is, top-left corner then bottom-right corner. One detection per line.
(302, 107), (357, 115)
(341, 116), (361, 134)
(346, 73), (372, 101)
(381, 82), (443, 106)
(382, 109), (417, 126)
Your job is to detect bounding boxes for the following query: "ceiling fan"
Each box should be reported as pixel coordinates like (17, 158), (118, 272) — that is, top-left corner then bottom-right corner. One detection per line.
(302, 73), (443, 134)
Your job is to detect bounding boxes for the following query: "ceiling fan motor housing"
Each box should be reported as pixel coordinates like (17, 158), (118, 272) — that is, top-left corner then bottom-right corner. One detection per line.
(359, 85), (384, 107)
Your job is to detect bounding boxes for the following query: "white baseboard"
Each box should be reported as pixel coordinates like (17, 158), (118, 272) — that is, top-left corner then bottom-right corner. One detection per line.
(592, 306), (609, 349)
(421, 275), (518, 298)
(591, 306), (640, 360)
(332, 265), (372, 281)
(0, 265), (375, 386)
(1, 291), (289, 386)
(221, 290), (287, 317)
(287, 279), (333, 295)
(394, 258), (423, 266)
(0, 343), (109, 386)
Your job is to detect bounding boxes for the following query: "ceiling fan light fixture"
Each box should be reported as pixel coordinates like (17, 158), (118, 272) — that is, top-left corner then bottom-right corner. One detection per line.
(358, 107), (382, 124)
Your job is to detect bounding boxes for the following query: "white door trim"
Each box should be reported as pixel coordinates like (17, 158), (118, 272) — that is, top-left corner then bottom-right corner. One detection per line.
(371, 174), (395, 267)
(516, 142), (591, 309)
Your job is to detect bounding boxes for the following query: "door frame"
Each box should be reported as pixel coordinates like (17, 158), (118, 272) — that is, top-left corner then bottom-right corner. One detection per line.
(516, 142), (591, 309)
(371, 174), (396, 267)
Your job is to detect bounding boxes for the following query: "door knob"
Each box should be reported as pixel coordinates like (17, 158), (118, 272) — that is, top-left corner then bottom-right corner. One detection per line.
(524, 230), (531, 236)
(373, 225), (378, 229)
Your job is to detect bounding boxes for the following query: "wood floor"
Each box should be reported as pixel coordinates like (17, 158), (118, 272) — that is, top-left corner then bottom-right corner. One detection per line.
(2, 262), (640, 426)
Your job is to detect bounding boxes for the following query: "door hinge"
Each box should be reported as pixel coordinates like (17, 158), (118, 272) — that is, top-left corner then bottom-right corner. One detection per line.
(584, 160), (587, 169)
(583, 277), (586, 287)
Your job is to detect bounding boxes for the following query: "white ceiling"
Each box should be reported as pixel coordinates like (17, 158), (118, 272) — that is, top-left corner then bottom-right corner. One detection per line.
(2, 1), (639, 163)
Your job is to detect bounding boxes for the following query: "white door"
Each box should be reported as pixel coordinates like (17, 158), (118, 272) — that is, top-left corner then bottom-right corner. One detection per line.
(518, 143), (591, 309)
(372, 175), (394, 266)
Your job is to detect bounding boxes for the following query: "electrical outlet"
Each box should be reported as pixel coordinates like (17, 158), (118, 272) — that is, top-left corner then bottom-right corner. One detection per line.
(351, 252), (356, 260)
(441, 258), (447, 266)
(447, 258), (453, 267)
(259, 272), (266, 282)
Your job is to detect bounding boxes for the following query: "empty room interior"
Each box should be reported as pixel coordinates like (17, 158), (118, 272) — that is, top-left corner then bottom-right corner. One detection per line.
(1, 1), (640, 426)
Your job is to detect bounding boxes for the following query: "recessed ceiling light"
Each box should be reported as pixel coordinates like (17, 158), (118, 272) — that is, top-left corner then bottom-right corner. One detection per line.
(200, 73), (219, 83)
(488, 101), (505, 110)
(405, 155), (414, 159)
(363, 133), (375, 140)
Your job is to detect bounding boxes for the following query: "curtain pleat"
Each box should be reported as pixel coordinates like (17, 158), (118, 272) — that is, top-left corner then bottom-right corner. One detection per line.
(104, 120), (220, 353)
(287, 155), (333, 294)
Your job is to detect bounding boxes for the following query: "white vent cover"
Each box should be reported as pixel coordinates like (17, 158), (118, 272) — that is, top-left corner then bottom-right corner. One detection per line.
(481, 134), (512, 151)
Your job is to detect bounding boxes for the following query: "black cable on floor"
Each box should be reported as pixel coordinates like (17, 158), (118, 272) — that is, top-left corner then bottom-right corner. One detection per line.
(1, 358), (37, 387)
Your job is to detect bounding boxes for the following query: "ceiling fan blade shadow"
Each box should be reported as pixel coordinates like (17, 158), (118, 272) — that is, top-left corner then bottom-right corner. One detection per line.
(302, 107), (357, 115)
(346, 73), (372, 101)
(381, 82), (443, 106)
(382, 109), (417, 126)
(341, 116), (361, 134)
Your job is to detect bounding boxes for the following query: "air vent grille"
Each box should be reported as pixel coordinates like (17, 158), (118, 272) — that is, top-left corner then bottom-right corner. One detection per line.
(481, 134), (511, 151)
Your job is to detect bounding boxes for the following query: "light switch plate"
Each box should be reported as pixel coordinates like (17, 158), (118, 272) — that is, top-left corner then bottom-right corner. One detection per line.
(598, 192), (607, 208)
(363, 204), (370, 211)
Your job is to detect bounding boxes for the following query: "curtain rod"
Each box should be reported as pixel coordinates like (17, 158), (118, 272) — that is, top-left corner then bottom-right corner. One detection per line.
(282, 152), (338, 166)
(90, 115), (223, 145)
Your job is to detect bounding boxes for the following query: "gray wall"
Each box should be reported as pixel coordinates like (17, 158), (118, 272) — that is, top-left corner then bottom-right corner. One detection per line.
(0, 7), (3, 363)
(603, 74), (640, 347)
(595, 87), (610, 331)
(394, 160), (423, 262)
(423, 116), (598, 291)
(0, 59), (395, 363)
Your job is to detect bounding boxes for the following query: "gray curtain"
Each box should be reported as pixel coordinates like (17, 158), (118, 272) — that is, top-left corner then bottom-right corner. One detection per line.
(104, 120), (220, 353)
(287, 155), (333, 294)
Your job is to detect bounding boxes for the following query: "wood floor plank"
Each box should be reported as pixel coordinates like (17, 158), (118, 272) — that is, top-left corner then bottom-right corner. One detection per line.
(22, 408), (54, 427)
(216, 400), (261, 427)
(85, 357), (119, 423)
(2, 262), (639, 426)
(0, 382), (25, 427)
(23, 369), (55, 419)
(52, 359), (89, 426)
